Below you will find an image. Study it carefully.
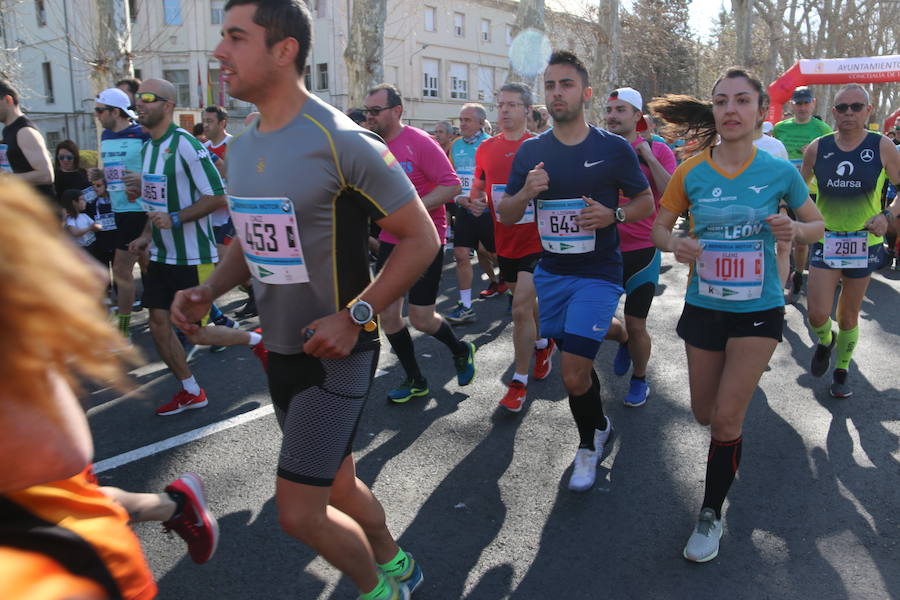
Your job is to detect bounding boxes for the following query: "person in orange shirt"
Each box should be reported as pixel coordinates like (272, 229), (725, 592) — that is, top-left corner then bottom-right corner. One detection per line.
(0, 176), (217, 600)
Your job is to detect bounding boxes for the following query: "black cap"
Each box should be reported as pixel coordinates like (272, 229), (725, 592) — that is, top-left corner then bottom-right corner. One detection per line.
(791, 87), (814, 102)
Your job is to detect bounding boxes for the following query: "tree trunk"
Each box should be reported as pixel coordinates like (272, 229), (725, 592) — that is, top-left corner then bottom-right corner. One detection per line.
(93, 0), (134, 93)
(733, 0), (753, 67)
(589, 0), (619, 124)
(505, 0), (545, 88)
(343, 0), (387, 110)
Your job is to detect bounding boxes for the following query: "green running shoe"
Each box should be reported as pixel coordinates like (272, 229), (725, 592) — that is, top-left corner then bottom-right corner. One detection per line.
(453, 341), (477, 386)
(387, 378), (429, 404)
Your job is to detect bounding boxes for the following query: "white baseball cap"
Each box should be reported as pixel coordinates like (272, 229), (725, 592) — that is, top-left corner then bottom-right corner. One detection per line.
(610, 87), (648, 132)
(761, 121), (774, 134)
(96, 88), (137, 120)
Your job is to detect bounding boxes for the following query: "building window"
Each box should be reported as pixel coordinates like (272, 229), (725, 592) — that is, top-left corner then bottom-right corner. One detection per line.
(41, 62), (54, 103)
(134, 68), (143, 80)
(424, 6), (436, 32)
(35, 0), (47, 26)
(481, 19), (490, 42)
(46, 131), (61, 148)
(477, 67), (493, 103)
(316, 63), (329, 90)
(164, 0), (182, 25)
(129, 0), (138, 21)
(162, 69), (190, 106)
(453, 12), (464, 37)
(211, 0), (225, 24)
(450, 63), (468, 100)
(422, 59), (439, 98)
(506, 24), (513, 45)
(304, 65), (311, 90)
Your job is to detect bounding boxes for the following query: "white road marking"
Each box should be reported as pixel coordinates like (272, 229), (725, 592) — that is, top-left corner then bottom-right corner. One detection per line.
(94, 369), (390, 473)
(94, 405), (276, 473)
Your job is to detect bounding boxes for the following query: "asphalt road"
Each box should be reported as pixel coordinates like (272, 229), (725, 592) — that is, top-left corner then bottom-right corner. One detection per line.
(88, 251), (900, 600)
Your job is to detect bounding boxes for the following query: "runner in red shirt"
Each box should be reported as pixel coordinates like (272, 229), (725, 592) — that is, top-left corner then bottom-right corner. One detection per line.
(464, 83), (553, 412)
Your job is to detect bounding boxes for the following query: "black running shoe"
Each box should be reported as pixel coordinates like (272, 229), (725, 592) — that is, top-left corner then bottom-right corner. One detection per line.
(791, 270), (803, 295)
(829, 369), (852, 398)
(810, 333), (836, 378)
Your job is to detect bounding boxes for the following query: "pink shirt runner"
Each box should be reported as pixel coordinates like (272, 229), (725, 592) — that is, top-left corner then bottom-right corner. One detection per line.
(617, 138), (677, 252)
(379, 125), (460, 245)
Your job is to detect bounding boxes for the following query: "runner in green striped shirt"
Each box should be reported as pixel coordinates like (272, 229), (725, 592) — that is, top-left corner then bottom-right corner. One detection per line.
(128, 78), (227, 416)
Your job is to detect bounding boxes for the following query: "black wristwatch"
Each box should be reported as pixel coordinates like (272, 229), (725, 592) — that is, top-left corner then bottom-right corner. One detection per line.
(614, 207), (627, 224)
(346, 299), (377, 332)
(881, 209), (894, 223)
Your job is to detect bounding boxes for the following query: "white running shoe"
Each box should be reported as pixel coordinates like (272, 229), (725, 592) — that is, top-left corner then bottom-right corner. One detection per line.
(567, 417), (612, 492)
(682, 507), (723, 562)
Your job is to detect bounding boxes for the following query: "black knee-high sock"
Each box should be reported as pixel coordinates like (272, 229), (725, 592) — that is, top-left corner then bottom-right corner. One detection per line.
(569, 370), (606, 450)
(431, 319), (467, 355)
(701, 436), (743, 519)
(386, 327), (423, 382)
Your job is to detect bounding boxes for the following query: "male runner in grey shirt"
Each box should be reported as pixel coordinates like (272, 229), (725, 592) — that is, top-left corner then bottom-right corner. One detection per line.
(171, 1), (437, 598)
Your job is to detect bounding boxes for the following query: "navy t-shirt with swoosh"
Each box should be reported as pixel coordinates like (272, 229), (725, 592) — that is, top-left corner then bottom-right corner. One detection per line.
(506, 126), (649, 281)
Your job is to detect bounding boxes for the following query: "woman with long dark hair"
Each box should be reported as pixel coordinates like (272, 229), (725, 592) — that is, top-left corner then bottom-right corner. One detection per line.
(53, 139), (90, 203)
(649, 68), (824, 562)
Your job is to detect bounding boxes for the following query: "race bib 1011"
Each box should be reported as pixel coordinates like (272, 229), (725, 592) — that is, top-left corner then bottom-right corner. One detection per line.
(697, 239), (764, 301)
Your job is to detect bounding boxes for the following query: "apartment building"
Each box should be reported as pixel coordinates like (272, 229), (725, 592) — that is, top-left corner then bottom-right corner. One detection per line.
(0, 0), (590, 150)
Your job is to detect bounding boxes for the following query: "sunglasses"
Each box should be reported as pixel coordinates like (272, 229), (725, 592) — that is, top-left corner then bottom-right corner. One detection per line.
(58, 154), (75, 160)
(361, 105), (398, 116)
(137, 92), (170, 104)
(834, 102), (865, 113)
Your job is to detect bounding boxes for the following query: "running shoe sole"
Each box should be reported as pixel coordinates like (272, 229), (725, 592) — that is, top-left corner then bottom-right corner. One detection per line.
(388, 385), (429, 404)
(167, 473), (220, 563)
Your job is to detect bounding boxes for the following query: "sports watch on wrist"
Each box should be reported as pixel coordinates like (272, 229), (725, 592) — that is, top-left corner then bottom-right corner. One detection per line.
(346, 299), (377, 332)
(881, 208), (894, 223)
(614, 207), (627, 224)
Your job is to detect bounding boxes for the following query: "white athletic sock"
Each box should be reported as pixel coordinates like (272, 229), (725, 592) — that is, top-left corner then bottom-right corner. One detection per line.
(534, 338), (549, 350)
(181, 376), (201, 396)
(460, 289), (472, 308)
(512, 372), (528, 386)
(248, 331), (262, 346)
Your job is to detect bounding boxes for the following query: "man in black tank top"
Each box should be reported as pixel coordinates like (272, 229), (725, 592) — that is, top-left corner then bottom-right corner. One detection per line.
(0, 78), (55, 201)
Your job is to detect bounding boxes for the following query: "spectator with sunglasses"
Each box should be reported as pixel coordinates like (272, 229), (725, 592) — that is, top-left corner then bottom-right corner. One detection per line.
(800, 83), (900, 398)
(53, 139), (90, 203)
(95, 87), (151, 339)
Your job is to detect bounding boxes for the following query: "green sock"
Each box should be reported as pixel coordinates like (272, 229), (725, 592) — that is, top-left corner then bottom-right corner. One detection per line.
(118, 313), (132, 336)
(379, 547), (412, 579)
(811, 318), (833, 346)
(359, 571), (393, 600)
(835, 326), (859, 370)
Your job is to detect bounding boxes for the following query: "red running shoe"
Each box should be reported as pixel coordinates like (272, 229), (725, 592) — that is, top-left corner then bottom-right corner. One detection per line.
(499, 381), (527, 413)
(533, 339), (556, 380)
(250, 328), (269, 372)
(156, 389), (208, 416)
(162, 473), (219, 564)
(479, 279), (507, 298)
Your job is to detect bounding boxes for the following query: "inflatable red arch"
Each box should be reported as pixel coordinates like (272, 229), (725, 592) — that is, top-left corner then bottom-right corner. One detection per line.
(766, 55), (900, 127)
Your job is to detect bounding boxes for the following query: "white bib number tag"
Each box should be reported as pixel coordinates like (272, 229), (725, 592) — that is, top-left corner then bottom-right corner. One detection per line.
(492, 184), (534, 224)
(104, 162), (127, 192)
(141, 173), (168, 212)
(697, 240), (764, 300)
(229, 196), (310, 285)
(537, 198), (594, 254)
(97, 212), (117, 230)
(0, 144), (11, 172)
(457, 168), (474, 195)
(823, 231), (868, 268)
